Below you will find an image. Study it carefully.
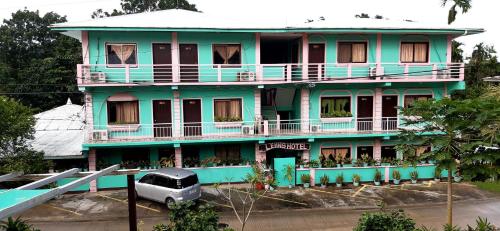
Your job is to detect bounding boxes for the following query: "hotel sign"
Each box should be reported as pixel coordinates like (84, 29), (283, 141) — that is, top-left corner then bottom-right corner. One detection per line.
(260, 142), (310, 151)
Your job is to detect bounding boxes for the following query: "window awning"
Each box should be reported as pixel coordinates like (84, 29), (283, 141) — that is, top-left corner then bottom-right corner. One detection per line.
(108, 93), (138, 102)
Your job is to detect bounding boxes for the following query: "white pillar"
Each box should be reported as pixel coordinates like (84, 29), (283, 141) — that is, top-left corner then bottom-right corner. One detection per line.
(88, 149), (97, 192)
(254, 89), (261, 120)
(173, 91), (181, 137)
(302, 149), (310, 162)
(255, 143), (266, 164)
(175, 147), (182, 168)
(171, 32), (180, 82)
(374, 138), (382, 161)
(302, 33), (309, 80)
(255, 33), (262, 81)
(374, 88), (382, 131)
(300, 88), (310, 133)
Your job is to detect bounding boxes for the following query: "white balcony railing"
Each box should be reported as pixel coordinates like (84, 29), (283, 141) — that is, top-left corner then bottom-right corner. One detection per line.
(86, 117), (410, 143)
(77, 62), (464, 85)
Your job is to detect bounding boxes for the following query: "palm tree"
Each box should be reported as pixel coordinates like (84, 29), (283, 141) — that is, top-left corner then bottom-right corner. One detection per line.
(442, 0), (472, 24)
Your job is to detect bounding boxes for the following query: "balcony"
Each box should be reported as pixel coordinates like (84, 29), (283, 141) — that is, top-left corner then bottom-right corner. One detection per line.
(77, 63), (464, 86)
(85, 117), (410, 144)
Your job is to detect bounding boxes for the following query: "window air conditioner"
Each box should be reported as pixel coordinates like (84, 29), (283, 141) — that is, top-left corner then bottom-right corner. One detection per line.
(369, 67), (383, 79)
(92, 130), (108, 141)
(242, 125), (254, 135)
(238, 72), (256, 81)
(310, 125), (322, 133)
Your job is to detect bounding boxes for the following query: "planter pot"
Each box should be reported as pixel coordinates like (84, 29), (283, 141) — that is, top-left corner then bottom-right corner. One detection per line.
(374, 181), (381, 186)
(184, 165), (190, 168)
(343, 164), (353, 167)
(454, 176), (462, 183)
(303, 183), (310, 188)
(336, 183), (342, 187)
(337, 164), (342, 168)
(353, 182), (360, 187)
(363, 163), (368, 167)
(269, 186), (275, 191)
(434, 178), (441, 183)
(428, 160), (436, 164)
(393, 179), (400, 185)
(420, 161), (427, 165)
(288, 184), (293, 189)
(411, 179), (417, 184)
(265, 184), (270, 190)
(299, 165), (304, 169)
(255, 182), (264, 190)
(320, 184), (326, 188)
(381, 163), (390, 166)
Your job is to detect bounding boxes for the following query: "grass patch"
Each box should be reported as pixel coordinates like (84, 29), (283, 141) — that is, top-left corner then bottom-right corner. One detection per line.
(472, 181), (500, 193)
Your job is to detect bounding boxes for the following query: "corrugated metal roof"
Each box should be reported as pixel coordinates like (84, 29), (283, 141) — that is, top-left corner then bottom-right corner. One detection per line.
(51, 9), (483, 34)
(31, 99), (85, 159)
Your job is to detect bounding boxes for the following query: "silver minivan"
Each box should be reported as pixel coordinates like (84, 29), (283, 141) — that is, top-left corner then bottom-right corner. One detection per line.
(135, 168), (201, 208)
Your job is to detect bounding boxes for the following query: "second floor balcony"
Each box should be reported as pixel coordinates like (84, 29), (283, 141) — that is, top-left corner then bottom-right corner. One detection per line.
(77, 62), (464, 86)
(86, 117), (419, 144)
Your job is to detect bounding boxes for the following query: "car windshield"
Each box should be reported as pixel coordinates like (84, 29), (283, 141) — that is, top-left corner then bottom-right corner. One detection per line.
(179, 174), (198, 188)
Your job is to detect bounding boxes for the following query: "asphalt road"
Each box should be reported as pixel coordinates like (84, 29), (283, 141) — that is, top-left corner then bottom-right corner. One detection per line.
(30, 198), (500, 231)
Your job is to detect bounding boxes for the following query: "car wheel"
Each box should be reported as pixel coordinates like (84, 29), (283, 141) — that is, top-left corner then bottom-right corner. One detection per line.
(165, 198), (175, 209)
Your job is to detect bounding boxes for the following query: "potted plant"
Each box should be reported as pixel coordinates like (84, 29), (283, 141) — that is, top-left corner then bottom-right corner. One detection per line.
(325, 159), (335, 168)
(352, 174), (361, 187)
(309, 159), (321, 168)
(361, 154), (370, 167)
(374, 169), (382, 186)
(283, 164), (294, 188)
(335, 155), (343, 167)
(381, 157), (391, 166)
(320, 174), (329, 188)
(301, 174), (311, 188)
(297, 158), (305, 169)
(343, 157), (353, 167)
(354, 158), (363, 167)
(454, 172), (462, 183)
(392, 170), (401, 185)
(335, 174), (343, 187)
(434, 168), (441, 183)
(410, 170), (418, 184)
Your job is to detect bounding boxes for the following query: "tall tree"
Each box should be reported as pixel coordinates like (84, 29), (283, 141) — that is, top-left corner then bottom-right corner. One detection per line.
(91, 0), (198, 19)
(0, 9), (82, 111)
(396, 94), (500, 226)
(464, 43), (500, 98)
(442, 0), (472, 24)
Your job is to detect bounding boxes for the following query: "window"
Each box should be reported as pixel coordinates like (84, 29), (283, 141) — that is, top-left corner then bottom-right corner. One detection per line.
(381, 146), (397, 159)
(107, 101), (139, 124)
(404, 95), (432, 108)
(214, 99), (242, 122)
(215, 144), (241, 163)
(213, 44), (241, 66)
(106, 43), (137, 66)
(321, 147), (351, 160)
(338, 42), (367, 63)
(139, 174), (154, 184)
(320, 96), (351, 118)
(357, 146), (374, 159)
(180, 175), (199, 188)
(153, 175), (178, 189)
(400, 42), (429, 63)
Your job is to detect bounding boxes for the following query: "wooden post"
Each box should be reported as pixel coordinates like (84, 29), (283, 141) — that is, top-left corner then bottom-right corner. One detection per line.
(127, 174), (137, 231)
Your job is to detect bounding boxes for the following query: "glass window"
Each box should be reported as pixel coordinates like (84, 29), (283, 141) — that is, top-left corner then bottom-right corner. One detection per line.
(139, 174), (154, 184)
(214, 99), (242, 122)
(106, 43), (137, 65)
(215, 144), (241, 163)
(400, 42), (429, 63)
(213, 44), (241, 66)
(357, 146), (374, 159)
(381, 146), (397, 159)
(321, 147), (351, 160)
(153, 176), (178, 189)
(107, 101), (139, 124)
(338, 42), (367, 63)
(404, 95), (432, 108)
(180, 175), (199, 188)
(320, 96), (351, 118)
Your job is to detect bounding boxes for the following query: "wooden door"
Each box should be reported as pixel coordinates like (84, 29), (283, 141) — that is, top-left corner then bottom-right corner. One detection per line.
(179, 44), (198, 82)
(382, 95), (398, 130)
(183, 99), (202, 136)
(308, 44), (325, 80)
(152, 43), (172, 82)
(357, 96), (373, 131)
(153, 100), (172, 137)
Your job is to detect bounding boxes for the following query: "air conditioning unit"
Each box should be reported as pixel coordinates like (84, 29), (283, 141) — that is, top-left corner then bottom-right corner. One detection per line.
(242, 125), (254, 135)
(369, 67), (384, 79)
(92, 130), (108, 141)
(89, 72), (106, 83)
(238, 72), (256, 81)
(310, 125), (322, 133)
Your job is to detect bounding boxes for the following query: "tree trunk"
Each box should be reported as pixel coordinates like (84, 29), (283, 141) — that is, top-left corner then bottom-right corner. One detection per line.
(447, 167), (453, 226)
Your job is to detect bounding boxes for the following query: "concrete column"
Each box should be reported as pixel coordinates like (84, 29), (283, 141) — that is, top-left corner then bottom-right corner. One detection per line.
(88, 149), (97, 192)
(309, 168), (315, 187)
(384, 166), (390, 183)
(173, 91), (181, 137)
(171, 32), (180, 82)
(300, 88), (310, 133)
(302, 149), (310, 162)
(81, 31), (89, 65)
(254, 89), (261, 120)
(446, 35), (452, 64)
(175, 147), (182, 168)
(255, 33), (262, 81)
(255, 143), (266, 164)
(374, 88), (382, 131)
(84, 92), (94, 129)
(302, 33), (309, 80)
(374, 138), (382, 161)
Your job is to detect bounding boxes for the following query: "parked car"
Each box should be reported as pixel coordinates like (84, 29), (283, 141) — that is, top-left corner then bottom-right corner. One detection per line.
(135, 168), (201, 208)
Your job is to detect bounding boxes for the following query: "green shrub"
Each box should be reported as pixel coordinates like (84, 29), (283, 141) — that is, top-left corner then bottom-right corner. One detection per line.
(320, 174), (329, 185)
(300, 174), (310, 184)
(374, 169), (382, 182)
(153, 201), (220, 231)
(0, 217), (40, 231)
(392, 170), (401, 180)
(353, 210), (416, 231)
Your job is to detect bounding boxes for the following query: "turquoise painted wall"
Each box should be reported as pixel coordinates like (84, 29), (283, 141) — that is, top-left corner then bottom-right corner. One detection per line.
(188, 142), (255, 163)
(310, 139), (375, 161)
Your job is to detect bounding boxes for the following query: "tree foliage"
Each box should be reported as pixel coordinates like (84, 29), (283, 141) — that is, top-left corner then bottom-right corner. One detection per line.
(0, 9), (82, 111)
(91, 0), (198, 19)
(442, 0), (472, 24)
(354, 210), (416, 231)
(152, 201), (219, 231)
(0, 216), (40, 231)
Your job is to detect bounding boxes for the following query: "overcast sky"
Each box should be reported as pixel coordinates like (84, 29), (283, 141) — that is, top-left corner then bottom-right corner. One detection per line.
(0, 0), (498, 57)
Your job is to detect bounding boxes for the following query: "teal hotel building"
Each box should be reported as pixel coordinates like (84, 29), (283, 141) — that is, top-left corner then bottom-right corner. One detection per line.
(52, 9), (483, 191)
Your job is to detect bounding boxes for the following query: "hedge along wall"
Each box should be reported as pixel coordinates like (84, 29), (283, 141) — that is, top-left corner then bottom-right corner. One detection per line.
(298, 165), (449, 185)
(57, 166), (253, 191)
